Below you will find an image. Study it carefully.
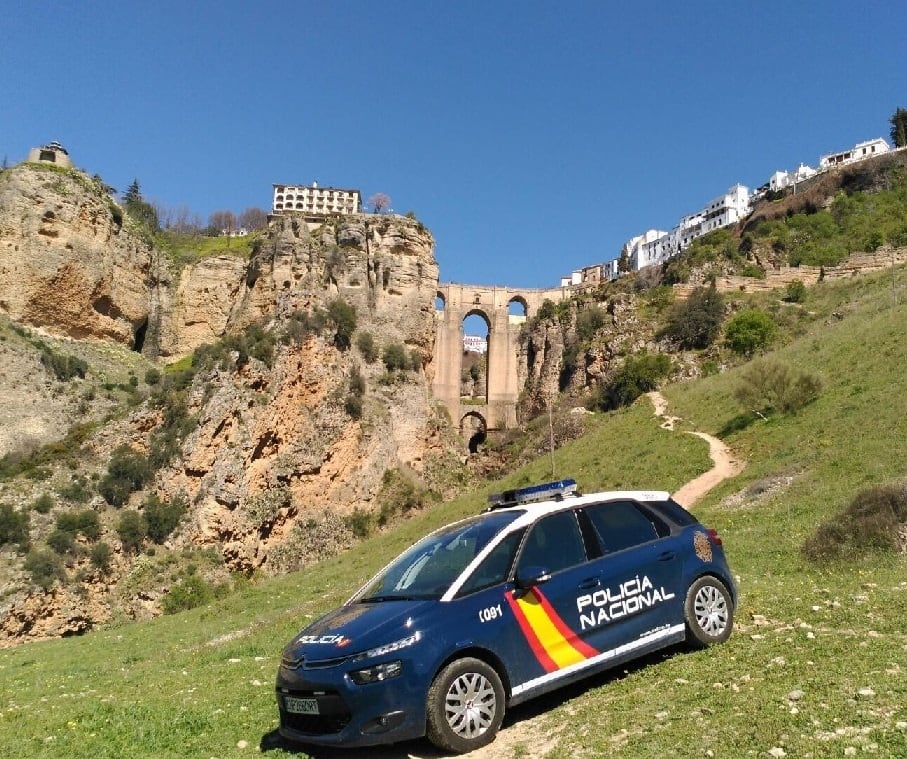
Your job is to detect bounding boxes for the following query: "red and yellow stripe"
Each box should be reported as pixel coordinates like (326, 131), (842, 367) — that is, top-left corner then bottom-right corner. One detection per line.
(506, 587), (598, 673)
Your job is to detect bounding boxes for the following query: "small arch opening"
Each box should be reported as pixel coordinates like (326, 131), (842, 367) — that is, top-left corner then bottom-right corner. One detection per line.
(460, 412), (487, 455)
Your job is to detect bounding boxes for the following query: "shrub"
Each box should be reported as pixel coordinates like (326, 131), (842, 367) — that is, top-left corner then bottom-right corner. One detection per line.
(343, 508), (372, 538)
(58, 477), (92, 503)
(47, 528), (76, 555)
(0, 503), (29, 550)
(144, 367), (162, 385)
(659, 286), (724, 349)
(382, 342), (409, 371)
(100, 445), (152, 506)
(117, 510), (148, 553)
(725, 309), (777, 356)
(32, 493), (55, 514)
(40, 347), (88, 381)
(24, 548), (65, 590)
(56, 510), (101, 541)
(784, 280), (807, 303)
(344, 394), (363, 420)
(734, 359), (822, 415)
(90, 541), (112, 572)
(593, 353), (672, 411)
(144, 493), (187, 543)
(161, 574), (214, 614)
(356, 331), (379, 363)
(327, 298), (357, 349)
(803, 482), (907, 561)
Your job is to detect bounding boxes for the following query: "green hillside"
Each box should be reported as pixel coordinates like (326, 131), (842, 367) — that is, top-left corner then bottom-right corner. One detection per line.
(2, 265), (906, 757)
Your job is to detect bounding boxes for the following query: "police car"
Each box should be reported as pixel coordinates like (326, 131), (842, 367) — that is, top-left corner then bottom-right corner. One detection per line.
(276, 479), (736, 753)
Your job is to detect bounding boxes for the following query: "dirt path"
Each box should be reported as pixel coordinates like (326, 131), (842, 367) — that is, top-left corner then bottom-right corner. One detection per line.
(346, 393), (745, 759)
(646, 391), (745, 507)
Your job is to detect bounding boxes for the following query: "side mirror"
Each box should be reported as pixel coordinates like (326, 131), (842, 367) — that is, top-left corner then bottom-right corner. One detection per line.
(515, 566), (552, 590)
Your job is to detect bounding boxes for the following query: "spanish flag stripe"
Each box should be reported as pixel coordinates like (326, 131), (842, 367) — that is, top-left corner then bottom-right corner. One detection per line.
(505, 591), (559, 672)
(530, 587), (599, 658)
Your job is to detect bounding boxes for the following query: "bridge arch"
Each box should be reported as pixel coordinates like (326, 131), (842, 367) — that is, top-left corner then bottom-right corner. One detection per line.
(432, 283), (568, 431)
(460, 411), (487, 454)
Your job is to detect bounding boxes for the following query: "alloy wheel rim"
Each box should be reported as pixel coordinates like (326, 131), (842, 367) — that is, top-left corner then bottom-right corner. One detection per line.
(694, 584), (728, 636)
(444, 671), (497, 738)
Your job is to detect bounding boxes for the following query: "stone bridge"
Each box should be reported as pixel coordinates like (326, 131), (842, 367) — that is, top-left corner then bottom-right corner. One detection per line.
(432, 283), (567, 435)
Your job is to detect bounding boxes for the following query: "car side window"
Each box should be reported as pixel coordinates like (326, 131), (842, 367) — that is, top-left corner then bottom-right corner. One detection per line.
(585, 501), (659, 553)
(517, 510), (586, 576)
(456, 531), (523, 597)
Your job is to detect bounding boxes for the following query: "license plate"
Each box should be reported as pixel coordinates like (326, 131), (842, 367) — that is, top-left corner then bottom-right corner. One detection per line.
(284, 696), (319, 715)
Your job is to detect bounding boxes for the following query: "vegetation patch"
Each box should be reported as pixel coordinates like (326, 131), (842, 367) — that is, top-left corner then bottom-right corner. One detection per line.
(803, 482), (907, 560)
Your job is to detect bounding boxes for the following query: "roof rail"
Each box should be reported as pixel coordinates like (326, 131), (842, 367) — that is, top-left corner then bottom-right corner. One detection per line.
(486, 478), (579, 510)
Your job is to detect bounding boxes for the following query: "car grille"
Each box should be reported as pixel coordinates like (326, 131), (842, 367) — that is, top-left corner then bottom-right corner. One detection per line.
(279, 690), (351, 736)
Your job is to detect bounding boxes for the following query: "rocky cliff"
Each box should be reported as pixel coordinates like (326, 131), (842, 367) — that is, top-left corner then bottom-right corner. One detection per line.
(0, 160), (451, 645)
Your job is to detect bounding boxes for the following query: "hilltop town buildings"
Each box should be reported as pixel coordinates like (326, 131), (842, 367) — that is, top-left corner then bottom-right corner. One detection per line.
(561, 136), (895, 287)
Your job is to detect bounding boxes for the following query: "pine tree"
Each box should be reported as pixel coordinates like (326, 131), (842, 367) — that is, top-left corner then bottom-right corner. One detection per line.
(889, 107), (907, 148)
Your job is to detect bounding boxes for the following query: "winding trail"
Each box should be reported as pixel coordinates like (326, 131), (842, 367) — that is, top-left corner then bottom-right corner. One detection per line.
(647, 391), (745, 508)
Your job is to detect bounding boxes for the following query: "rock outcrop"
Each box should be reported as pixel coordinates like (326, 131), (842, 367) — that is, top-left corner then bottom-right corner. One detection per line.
(0, 163), (161, 347)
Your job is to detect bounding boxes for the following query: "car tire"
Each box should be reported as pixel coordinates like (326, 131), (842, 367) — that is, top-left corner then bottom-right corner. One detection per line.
(684, 575), (733, 647)
(426, 657), (505, 754)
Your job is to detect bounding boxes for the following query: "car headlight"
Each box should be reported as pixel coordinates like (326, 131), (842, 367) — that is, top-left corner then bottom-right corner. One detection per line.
(349, 660), (403, 685)
(362, 631), (421, 660)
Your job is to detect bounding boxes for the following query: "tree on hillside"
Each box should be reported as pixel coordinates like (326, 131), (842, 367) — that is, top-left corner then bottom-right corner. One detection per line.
(368, 192), (391, 214)
(890, 107), (907, 148)
(238, 206), (268, 231)
(208, 210), (236, 236)
(122, 179), (159, 231)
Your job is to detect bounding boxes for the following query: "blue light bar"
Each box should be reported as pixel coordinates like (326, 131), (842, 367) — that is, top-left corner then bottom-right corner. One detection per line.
(487, 479), (578, 508)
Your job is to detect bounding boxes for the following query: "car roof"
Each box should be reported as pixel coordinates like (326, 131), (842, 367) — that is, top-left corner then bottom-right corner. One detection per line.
(496, 489), (672, 531)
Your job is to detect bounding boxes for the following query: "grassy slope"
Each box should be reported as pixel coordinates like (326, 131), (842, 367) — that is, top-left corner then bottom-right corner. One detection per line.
(2, 269), (906, 758)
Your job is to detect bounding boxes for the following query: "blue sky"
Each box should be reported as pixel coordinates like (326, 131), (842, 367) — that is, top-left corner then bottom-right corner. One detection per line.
(2, 1), (905, 288)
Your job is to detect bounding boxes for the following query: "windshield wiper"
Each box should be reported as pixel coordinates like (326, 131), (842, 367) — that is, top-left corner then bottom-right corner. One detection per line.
(360, 594), (423, 603)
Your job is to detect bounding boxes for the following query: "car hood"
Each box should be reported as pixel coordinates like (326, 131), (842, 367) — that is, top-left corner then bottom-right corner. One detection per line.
(286, 599), (434, 661)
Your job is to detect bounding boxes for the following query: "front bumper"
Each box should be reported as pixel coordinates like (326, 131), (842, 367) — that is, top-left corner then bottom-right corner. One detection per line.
(275, 659), (428, 748)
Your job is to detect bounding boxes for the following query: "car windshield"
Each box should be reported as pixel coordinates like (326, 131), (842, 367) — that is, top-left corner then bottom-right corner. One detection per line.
(353, 511), (523, 602)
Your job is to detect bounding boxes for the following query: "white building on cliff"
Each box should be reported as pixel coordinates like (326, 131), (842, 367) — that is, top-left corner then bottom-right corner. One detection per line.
(272, 182), (361, 215)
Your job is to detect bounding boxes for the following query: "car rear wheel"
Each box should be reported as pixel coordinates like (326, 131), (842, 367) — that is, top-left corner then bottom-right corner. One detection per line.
(684, 576), (733, 647)
(426, 657), (505, 754)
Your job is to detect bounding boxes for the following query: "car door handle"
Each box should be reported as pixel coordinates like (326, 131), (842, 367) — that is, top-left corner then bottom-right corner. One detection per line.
(657, 551), (676, 561)
(578, 577), (601, 590)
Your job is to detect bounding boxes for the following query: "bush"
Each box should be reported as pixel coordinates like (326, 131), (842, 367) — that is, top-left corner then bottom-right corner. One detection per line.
(24, 548), (65, 590)
(327, 298), (357, 349)
(143, 493), (187, 543)
(659, 286), (724, 349)
(734, 360), (822, 415)
(382, 342), (409, 371)
(56, 509), (101, 541)
(784, 280), (807, 303)
(803, 482), (907, 561)
(40, 347), (88, 381)
(0, 503), (30, 550)
(100, 445), (152, 506)
(58, 477), (92, 503)
(593, 353), (672, 411)
(47, 528), (76, 555)
(725, 309), (777, 356)
(32, 493), (55, 514)
(343, 508), (372, 539)
(90, 541), (112, 572)
(144, 367), (162, 385)
(161, 574), (214, 614)
(356, 331), (379, 363)
(117, 510), (148, 553)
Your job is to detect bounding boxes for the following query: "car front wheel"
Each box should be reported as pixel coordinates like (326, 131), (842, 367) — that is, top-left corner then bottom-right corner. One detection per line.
(426, 657), (505, 754)
(684, 575), (733, 647)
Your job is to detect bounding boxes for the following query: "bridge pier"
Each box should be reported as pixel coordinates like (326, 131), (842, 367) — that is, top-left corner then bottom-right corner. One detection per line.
(432, 283), (568, 435)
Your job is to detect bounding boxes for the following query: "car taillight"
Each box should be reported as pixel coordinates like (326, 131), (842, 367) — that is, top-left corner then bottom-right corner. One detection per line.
(707, 528), (723, 547)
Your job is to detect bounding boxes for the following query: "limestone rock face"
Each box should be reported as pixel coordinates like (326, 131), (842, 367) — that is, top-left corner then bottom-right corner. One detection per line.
(0, 163), (159, 347)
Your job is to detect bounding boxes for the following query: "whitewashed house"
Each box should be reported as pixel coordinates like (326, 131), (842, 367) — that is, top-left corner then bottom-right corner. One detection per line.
(819, 138), (890, 170)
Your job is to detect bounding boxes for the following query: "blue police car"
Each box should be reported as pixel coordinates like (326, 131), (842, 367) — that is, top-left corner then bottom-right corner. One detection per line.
(276, 479), (736, 753)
